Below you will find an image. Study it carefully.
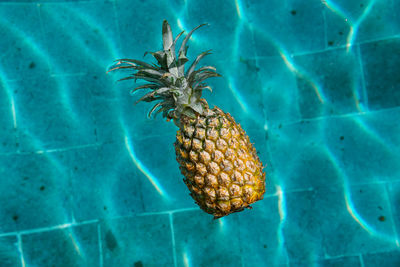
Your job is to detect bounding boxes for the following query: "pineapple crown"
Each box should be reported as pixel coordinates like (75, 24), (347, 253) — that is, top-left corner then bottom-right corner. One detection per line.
(108, 20), (221, 120)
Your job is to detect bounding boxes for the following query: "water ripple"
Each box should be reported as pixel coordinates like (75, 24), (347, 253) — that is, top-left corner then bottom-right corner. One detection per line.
(322, 0), (377, 52)
(0, 16), (78, 124)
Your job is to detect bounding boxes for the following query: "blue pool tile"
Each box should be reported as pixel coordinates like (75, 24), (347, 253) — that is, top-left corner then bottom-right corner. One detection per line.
(117, 87), (177, 139)
(0, 236), (21, 267)
(131, 134), (195, 212)
(293, 48), (364, 119)
(247, 0), (325, 56)
(336, 109), (400, 184)
(102, 70), (177, 143)
(282, 185), (397, 263)
(101, 214), (173, 266)
(22, 223), (99, 267)
(173, 209), (242, 267)
(393, 1), (400, 35)
(282, 190), (324, 263)
(0, 152), (71, 233)
(317, 184), (398, 257)
(0, 104), (17, 154)
(363, 250), (400, 267)
(269, 107), (400, 191)
(183, 0), (256, 59)
(14, 76), (96, 152)
(387, 181), (400, 238)
(239, 196), (288, 266)
(316, 255), (362, 267)
(324, 0), (397, 47)
(91, 97), (125, 144)
(90, 67), (117, 99)
(38, 1), (119, 75)
(257, 56), (301, 125)
(59, 142), (144, 222)
(323, 9), (351, 49)
(360, 38), (400, 110)
(206, 58), (266, 131)
(268, 119), (343, 191)
(114, 0), (175, 59)
(0, 5), (50, 81)
(117, 0), (256, 61)
(0, 78), (17, 155)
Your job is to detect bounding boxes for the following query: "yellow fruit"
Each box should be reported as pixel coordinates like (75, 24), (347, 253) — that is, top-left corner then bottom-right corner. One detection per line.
(175, 106), (265, 218)
(109, 20), (266, 218)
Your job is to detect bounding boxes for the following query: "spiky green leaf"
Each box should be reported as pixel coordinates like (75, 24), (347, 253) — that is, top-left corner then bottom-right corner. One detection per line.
(154, 87), (171, 96)
(136, 69), (165, 79)
(107, 65), (136, 73)
(190, 71), (220, 89)
(172, 30), (185, 53)
(134, 74), (165, 84)
(178, 23), (207, 57)
(177, 23), (207, 73)
(115, 58), (157, 70)
(148, 101), (163, 118)
(145, 51), (168, 70)
(117, 75), (135, 82)
(130, 84), (159, 94)
(162, 20), (173, 51)
(194, 85), (213, 92)
(186, 50), (212, 78)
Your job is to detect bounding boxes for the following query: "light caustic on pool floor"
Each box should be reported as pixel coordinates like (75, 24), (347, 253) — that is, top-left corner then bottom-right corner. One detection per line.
(0, 1), (399, 266)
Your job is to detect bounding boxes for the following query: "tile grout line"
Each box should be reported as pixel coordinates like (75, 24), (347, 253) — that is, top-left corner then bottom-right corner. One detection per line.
(0, 208), (198, 239)
(356, 44), (369, 110)
(17, 234), (26, 267)
(244, 1), (278, 199)
(0, 219), (99, 238)
(249, 34), (400, 61)
(0, 142), (100, 157)
(384, 183), (400, 248)
(0, 0), (94, 3)
(274, 105), (400, 128)
(359, 254), (365, 267)
(138, 207), (199, 217)
(97, 223), (104, 267)
(169, 213), (178, 267)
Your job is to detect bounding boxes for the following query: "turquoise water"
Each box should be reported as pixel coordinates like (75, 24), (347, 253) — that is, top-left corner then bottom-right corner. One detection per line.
(0, 0), (400, 266)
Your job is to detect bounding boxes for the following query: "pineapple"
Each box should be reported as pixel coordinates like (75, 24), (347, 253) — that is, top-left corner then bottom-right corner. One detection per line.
(108, 20), (266, 218)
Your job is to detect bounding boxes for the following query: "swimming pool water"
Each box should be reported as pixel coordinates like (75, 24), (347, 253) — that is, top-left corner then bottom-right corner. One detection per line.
(0, 0), (399, 266)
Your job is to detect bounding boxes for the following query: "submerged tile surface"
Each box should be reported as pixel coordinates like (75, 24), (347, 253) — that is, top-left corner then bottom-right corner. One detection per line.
(361, 38), (400, 110)
(316, 255), (362, 267)
(317, 184), (398, 257)
(0, 0), (399, 266)
(247, 0), (326, 56)
(14, 76), (97, 152)
(363, 250), (400, 267)
(0, 236), (21, 267)
(173, 210), (242, 267)
(59, 142), (144, 221)
(22, 223), (99, 267)
(0, 6), (50, 81)
(293, 48), (364, 118)
(238, 196), (288, 266)
(0, 152), (70, 233)
(101, 214), (173, 267)
(269, 108), (400, 191)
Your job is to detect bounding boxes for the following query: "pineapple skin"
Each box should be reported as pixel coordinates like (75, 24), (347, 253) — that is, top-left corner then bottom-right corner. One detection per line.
(174, 106), (266, 218)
